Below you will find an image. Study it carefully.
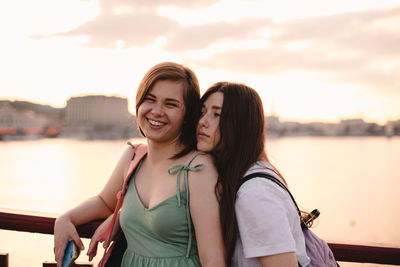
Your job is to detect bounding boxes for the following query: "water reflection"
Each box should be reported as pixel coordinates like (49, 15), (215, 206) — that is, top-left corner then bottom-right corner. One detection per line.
(0, 137), (399, 267)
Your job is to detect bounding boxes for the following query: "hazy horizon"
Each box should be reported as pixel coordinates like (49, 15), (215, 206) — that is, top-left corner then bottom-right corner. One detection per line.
(2, 94), (397, 125)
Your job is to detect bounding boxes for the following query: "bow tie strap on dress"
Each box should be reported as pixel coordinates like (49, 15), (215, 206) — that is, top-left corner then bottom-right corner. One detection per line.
(167, 164), (204, 207)
(167, 152), (204, 258)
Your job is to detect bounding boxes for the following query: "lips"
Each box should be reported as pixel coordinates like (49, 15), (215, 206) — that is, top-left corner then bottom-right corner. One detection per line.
(147, 118), (167, 127)
(197, 130), (209, 138)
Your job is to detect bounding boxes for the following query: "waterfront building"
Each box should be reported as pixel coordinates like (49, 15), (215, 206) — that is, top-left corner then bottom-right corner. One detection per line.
(66, 95), (132, 126)
(338, 119), (369, 136)
(64, 95), (138, 139)
(0, 101), (47, 136)
(385, 120), (400, 137)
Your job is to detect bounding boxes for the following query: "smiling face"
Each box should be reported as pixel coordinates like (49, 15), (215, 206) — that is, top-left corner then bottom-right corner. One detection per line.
(196, 91), (223, 152)
(137, 79), (186, 145)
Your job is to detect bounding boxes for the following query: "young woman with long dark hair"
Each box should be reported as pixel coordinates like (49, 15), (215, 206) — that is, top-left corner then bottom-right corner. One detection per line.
(197, 82), (310, 267)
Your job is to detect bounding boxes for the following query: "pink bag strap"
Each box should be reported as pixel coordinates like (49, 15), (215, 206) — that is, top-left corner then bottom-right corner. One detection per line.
(100, 143), (147, 241)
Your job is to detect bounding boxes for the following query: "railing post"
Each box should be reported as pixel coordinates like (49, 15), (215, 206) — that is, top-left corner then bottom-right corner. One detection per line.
(0, 253), (8, 267)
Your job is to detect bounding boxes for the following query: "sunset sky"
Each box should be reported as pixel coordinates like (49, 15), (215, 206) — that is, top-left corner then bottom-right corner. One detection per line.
(0, 0), (399, 123)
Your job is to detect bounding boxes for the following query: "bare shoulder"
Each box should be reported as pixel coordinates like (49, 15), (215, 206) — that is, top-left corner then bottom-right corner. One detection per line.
(108, 144), (137, 185)
(190, 152), (215, 168)
(98, 144), (136, 206)
(120, 146), (135, 174)
(121, 145), (134, 158)
(188, 152), (218, 186)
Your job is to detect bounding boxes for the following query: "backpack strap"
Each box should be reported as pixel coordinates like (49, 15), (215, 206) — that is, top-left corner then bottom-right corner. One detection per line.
(100, 143), (148, 242)
(121, 143), (148, 195)
(240, 171), (307, 267)
(239, 172), (302, 218)
(240, 172), (334, 267)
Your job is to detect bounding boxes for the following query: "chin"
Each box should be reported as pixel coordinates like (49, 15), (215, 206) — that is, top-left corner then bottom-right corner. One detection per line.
(197, 142), (212, 153)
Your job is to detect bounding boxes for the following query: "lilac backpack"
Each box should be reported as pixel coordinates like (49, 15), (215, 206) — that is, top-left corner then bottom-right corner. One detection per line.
(240, 172), (339, 267)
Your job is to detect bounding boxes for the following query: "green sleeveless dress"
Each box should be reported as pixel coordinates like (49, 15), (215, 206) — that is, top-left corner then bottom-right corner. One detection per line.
(119, 152), (204, 267)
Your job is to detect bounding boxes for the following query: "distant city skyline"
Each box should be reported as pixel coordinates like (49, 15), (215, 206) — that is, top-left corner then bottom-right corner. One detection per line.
(2, 95), (399, 141)
(2, 95), (398, 125)
(1, 0), (399, 124)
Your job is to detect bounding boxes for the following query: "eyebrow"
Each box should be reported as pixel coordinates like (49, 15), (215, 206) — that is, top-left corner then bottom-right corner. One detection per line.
(211, 106), (222, 110)
(147, 93), (181, 104)
(166, 98), (181, 103)
(203, 104), (222, 110)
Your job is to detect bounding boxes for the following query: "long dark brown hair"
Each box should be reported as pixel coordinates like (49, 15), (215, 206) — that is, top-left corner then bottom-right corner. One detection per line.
(201, 82), (283, 265)
(136, 62), (201, 158)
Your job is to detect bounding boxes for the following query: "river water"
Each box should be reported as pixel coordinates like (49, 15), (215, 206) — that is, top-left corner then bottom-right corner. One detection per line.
(0, 137), (399, 266)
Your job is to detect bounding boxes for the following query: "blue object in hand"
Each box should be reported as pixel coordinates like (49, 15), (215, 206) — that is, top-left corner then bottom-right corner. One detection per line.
(62, 240), (80, 267)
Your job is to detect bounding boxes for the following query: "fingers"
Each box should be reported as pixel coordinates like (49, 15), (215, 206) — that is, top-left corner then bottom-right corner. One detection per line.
(87, 238), (97, 256)
(103, 235), (110, 248)
(54, 229), (84, 265)
(88, 248), (97, 261)
(54, 239), (66, 267)
(71, 231), (85, 251)
(88, 244), (98, 262)
(87, 236), (100, 261)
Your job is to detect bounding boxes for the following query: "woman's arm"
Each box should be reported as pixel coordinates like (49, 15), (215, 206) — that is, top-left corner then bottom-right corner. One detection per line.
(189, 154), (226, 267)
(259, 252), (298, 267)
(53, 146), (133, 266)
(86, 212), (115, 261)
(54, 196), (112, 265)
(236, 178), (301, 267)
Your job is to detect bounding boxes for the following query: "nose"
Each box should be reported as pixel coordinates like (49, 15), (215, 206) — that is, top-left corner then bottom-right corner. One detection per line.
(151, 102), (164, 116)
(198, 114), (209, 128)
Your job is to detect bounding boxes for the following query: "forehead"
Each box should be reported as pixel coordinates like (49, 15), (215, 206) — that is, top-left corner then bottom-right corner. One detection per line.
(204, 91), (224, 107)
(149, 80), (185, 100)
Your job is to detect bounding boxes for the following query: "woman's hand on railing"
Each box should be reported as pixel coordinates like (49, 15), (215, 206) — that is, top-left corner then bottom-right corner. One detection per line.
(87, 214), (113, 261)
(54, 214), (85, 267)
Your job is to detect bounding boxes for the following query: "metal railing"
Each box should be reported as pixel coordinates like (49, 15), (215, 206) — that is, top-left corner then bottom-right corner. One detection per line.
(1, 209), (400, 266)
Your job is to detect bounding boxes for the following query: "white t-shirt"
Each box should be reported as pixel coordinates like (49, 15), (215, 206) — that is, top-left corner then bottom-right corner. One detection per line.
(232, 161), (310, 267)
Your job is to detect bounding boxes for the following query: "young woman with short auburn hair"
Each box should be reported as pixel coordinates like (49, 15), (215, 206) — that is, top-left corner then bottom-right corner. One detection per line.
(54, 62), (226, 267)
